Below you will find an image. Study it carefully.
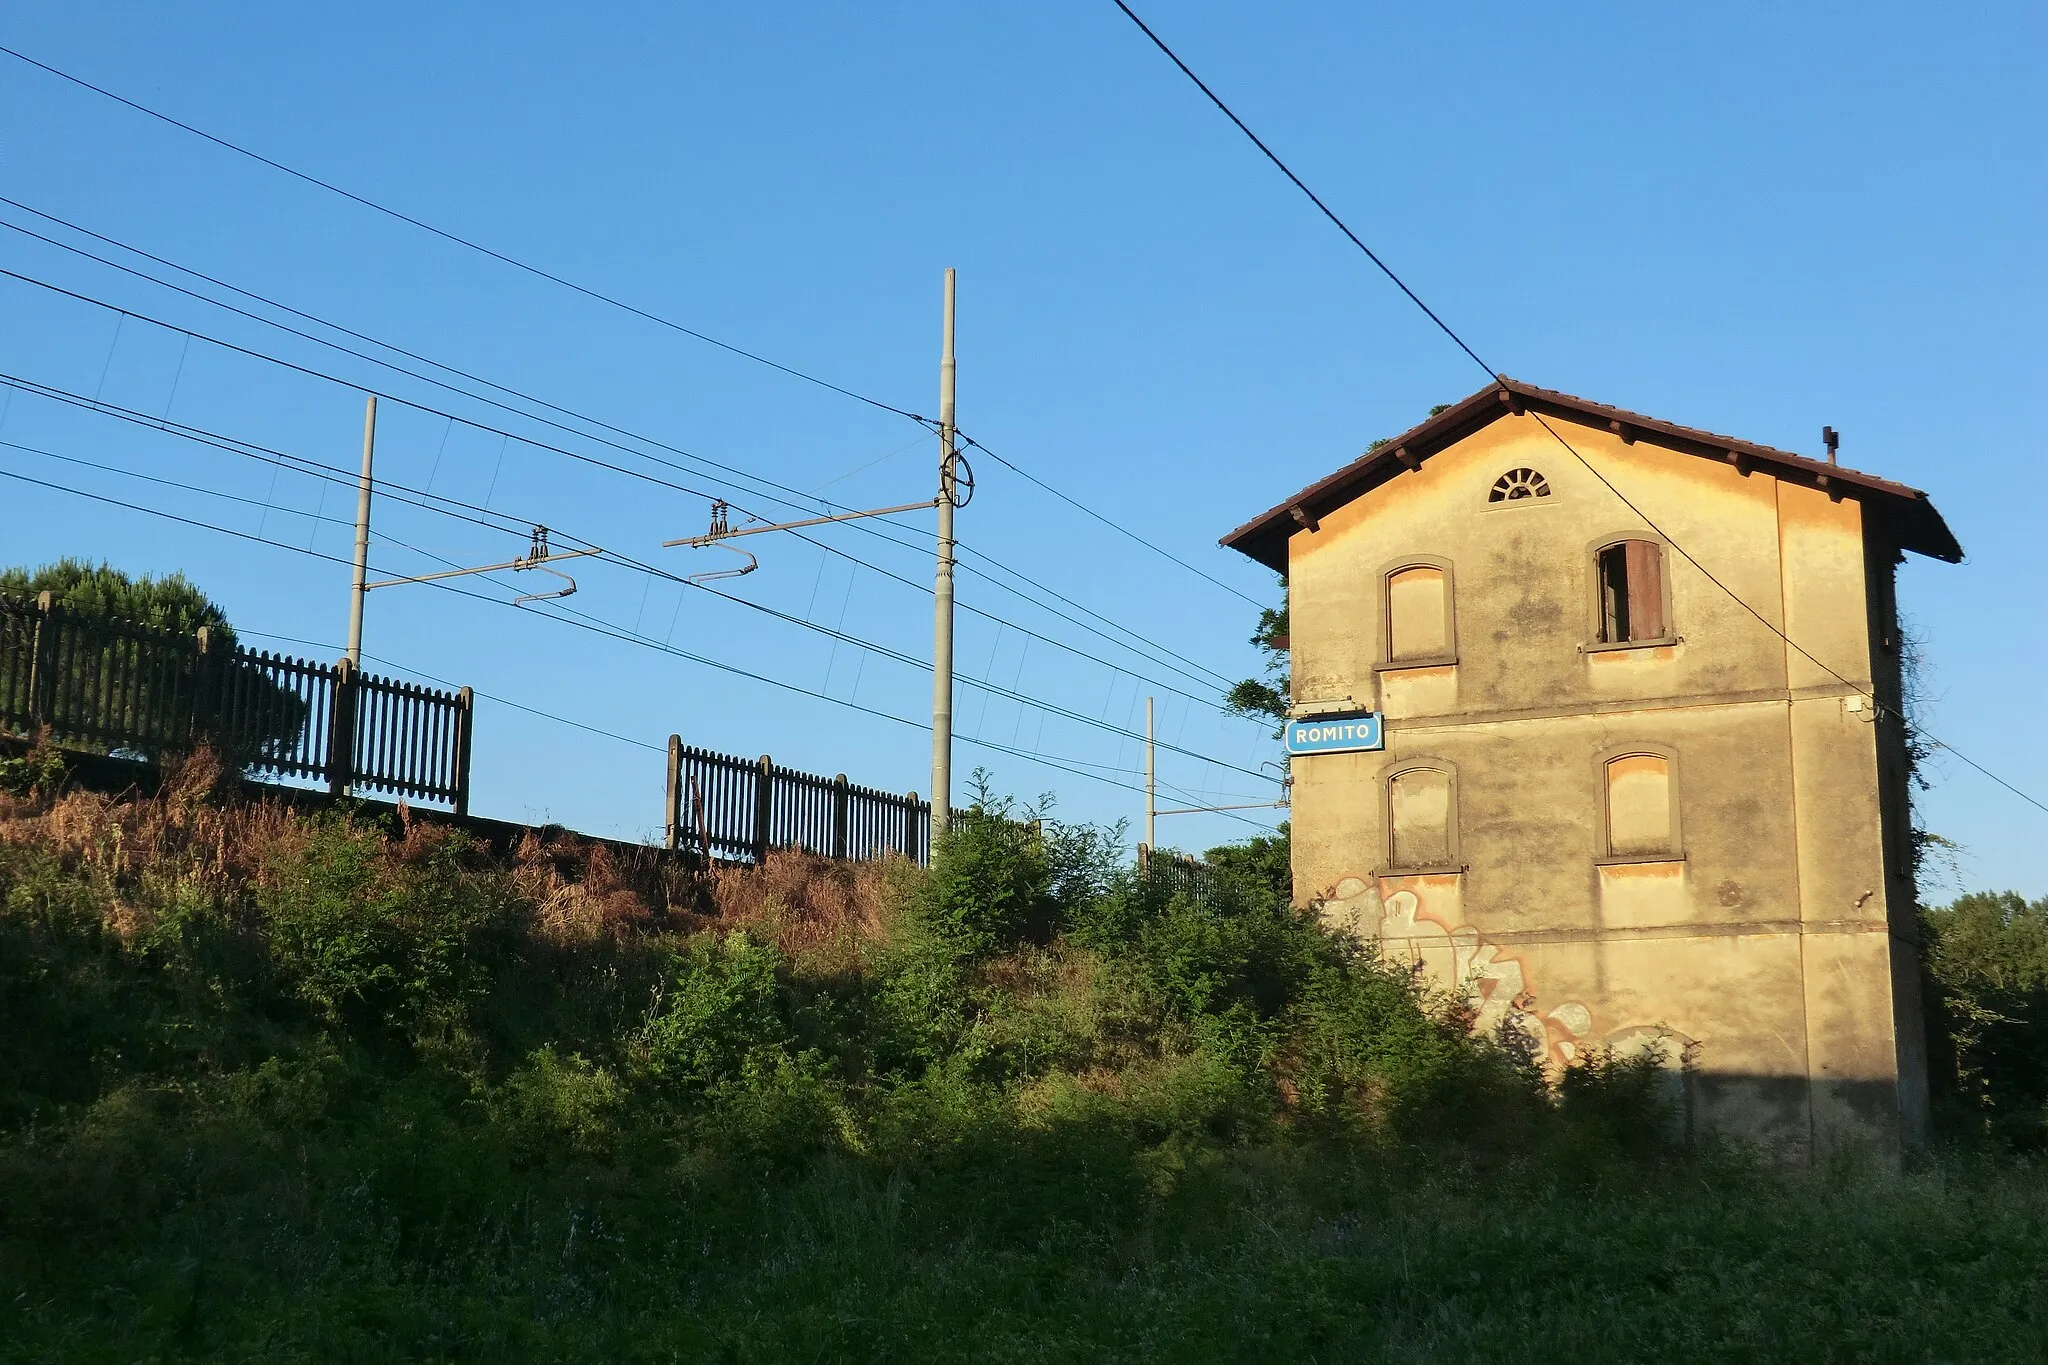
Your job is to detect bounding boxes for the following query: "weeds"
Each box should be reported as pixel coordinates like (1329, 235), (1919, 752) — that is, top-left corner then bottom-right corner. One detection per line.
(1, 772), (2042, 1361)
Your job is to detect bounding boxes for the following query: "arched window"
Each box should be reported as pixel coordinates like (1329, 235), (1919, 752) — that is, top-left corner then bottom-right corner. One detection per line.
(1604, 752), (1677, 858)
(1387, 765), (1456, 870)
(1489, 468), (1551, 502)
(1385, 564), (1453, 664)
(1596, 540), (1667, 643)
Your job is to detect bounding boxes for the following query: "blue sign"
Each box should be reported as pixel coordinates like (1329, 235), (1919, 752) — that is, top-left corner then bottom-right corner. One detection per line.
(1285, 711), (1384, 756)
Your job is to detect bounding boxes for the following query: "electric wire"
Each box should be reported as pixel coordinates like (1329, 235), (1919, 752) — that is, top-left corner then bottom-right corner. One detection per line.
(6, 361), (1244, 719)
(0, 246), (1244, 701)
(1108, 0), (2048, 819)
(0, 45), (931, 426)
(0, 401), (1272, 782)
(956, 432), (1264, 608)
(0, 456), (1256, 811)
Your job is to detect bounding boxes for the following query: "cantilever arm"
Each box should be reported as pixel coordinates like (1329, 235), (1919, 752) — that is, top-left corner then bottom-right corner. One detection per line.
(662, 498), (938, 548)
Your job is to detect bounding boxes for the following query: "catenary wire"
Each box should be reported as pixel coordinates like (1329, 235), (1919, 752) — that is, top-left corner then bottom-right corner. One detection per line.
(1107, 0), (2048, 820)
(5, 358), (1245, 714)
(0, 456), (1279, 816)
(0, 46), (932, 426)
(956, 432), (1264, 608)
(242, 627), (1283, 834)
(0, 247), (1245, 698)
(0, 406), (1272, 783)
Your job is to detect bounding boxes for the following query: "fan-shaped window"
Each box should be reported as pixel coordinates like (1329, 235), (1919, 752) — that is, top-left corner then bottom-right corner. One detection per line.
(1489, 468), (1551, 502)
(1384, 564), (1454, 664)
(1604, 752), (1676, 858)
(1387, 765), (1456, 870)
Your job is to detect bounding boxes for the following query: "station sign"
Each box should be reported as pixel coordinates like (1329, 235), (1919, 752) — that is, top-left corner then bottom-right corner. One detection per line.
(1284, 711), (1384, 756)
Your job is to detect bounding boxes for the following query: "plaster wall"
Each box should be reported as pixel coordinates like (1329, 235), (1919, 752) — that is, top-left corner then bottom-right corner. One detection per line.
(1286, 413), (1925, 1153)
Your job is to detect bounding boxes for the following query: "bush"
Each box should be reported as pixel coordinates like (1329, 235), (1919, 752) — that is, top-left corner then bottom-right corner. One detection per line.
(638, 931), (795, 1094)
(915, 808), (1050, 955)
(259, 817), (519, 1042)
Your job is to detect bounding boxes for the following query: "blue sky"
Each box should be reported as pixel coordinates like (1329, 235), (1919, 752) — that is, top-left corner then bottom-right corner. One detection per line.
(1, 2), (2041, 893)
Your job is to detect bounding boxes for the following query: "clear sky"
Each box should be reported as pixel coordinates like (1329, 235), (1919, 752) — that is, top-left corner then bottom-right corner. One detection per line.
(1, 2), (2041, 893)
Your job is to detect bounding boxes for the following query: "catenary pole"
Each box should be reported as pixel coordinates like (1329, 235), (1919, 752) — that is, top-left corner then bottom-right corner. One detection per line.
(931, 269), (957, 835)
(346, 393), (376, 664)
(1145, 695), (1156, 848)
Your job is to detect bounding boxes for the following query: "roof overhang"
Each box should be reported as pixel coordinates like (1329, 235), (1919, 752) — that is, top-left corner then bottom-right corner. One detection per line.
(1220, 377), (1963, 573)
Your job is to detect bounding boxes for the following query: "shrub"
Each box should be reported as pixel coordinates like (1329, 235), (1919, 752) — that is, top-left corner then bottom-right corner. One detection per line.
(915, 808), (1050, 956)
(258, 816), (519, 1041)
(638, 931), (794, 1094)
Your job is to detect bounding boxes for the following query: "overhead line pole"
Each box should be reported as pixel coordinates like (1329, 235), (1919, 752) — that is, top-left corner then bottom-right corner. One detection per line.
(346, 394), (376, 664)
(932, 269), (958, 835)
(1145, 695), (1156, 848)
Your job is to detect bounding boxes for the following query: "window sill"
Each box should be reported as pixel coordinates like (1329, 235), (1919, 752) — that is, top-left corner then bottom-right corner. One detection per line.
(1375, 656), (1459, 672)
(1593, 853), (1686, 868)
(1580, 636), (1680, 655)
(1376, 864), (1467, 878)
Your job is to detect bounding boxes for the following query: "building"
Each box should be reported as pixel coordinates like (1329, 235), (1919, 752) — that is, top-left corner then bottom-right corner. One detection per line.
(1221, 378), (1960, 1154)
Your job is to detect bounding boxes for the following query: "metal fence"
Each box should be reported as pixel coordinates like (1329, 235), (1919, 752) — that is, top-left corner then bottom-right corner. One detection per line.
(666, 738), (930, 865)
(1137, 843), (1224, 905)
(0, 592), (473, 811)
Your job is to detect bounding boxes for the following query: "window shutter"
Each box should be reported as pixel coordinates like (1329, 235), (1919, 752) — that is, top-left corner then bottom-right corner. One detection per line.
(1625, 541), (1665, 640)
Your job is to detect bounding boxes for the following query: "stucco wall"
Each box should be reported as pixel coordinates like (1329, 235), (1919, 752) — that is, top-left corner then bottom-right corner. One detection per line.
(1285, 412), (1924, 1154)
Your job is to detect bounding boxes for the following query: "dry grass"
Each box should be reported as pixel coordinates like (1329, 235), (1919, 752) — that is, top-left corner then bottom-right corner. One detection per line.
(708, 847), (913, 972)
(0, 745), (917, 964)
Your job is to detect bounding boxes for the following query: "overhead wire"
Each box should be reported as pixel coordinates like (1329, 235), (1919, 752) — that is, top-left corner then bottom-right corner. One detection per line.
(0, 46), (932, 426)
(956, 432), (1264, 608)
(0, 236), (1245, 700)
(0, 56), (1280, 618)
(0, 455), (1255, 809)
(0, 390), (1272, 781)
(1107, 0), (2048, 820)
(6, 359), (1244, 721)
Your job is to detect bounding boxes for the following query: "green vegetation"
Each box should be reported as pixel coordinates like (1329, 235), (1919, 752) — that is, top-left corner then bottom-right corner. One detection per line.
(3, 559), (309, 765)
(3, 763), (2047, 1361)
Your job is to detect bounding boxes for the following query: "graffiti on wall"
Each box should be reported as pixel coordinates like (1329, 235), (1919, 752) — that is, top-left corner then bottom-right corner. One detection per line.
(1325, 875), (1609, 1067)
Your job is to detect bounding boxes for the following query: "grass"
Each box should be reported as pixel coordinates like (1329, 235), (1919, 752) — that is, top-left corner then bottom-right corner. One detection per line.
(3, 753), (2047, 1362)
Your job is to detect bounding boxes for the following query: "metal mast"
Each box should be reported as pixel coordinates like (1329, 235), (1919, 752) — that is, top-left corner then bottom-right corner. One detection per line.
(931, 268), (958, 835)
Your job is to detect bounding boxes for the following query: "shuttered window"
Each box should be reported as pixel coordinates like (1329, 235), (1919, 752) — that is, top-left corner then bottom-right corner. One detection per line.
(1386, 565), (1451, 662)
(1388, 767), (1454, 870)
(1597, 540), (1666, 643)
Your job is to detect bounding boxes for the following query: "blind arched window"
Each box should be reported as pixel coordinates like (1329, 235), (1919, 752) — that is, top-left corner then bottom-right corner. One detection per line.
(1385, 565), (1452, 663)
(1605, 753), (1675, 857)
(1388, 766), (1454, 870)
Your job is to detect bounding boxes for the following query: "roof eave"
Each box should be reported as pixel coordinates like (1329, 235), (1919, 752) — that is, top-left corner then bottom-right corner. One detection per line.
(1219, 377), (1963, 569)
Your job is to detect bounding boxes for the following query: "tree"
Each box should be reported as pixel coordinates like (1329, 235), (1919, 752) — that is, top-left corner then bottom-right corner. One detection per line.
(1204, 825), (1291, 907)
(1, 559), (305, 765)
(1224, 577), (1290, 733)
(1921, 889), (2048, 1147)
(0, 559), (237, 642)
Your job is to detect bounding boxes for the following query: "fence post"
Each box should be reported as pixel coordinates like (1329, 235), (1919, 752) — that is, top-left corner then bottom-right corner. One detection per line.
(327, 657), (358, 796)
(904, 791), (923, 863)
(753, 754), (774, 865)
(25, 591), (58, 729)
(192, 626), (223, 749)
(831, 774), (850, 860)
(665, 735), (682, 851)
(452, 686), (475, 817)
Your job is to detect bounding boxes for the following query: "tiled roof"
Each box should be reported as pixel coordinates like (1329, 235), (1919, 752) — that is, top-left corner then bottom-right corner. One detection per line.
(1220, 377), (1962, 572)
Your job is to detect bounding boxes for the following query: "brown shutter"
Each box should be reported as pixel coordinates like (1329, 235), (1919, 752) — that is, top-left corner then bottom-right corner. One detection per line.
(1626, 541), (1665, 641)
